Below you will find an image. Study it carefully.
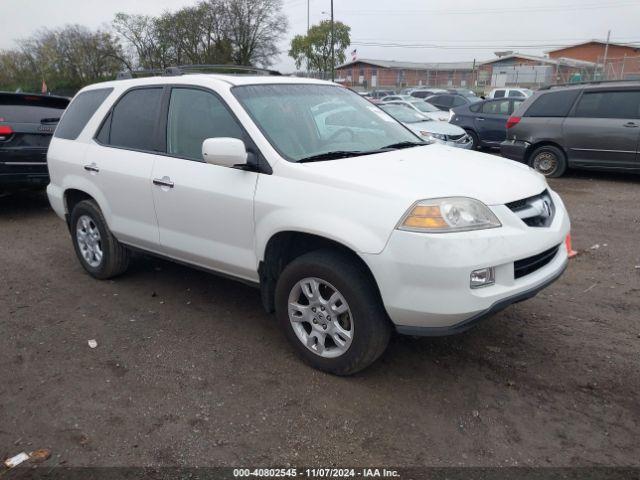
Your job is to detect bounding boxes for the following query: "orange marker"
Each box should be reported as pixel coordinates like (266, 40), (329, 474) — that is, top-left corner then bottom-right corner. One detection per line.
(565, 234), (578, 259)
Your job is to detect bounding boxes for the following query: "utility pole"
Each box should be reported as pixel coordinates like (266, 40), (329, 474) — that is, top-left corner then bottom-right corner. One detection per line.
(330, 0), (335, 82)
(306, 0), (310, 77)
(602, 30), (611, 80)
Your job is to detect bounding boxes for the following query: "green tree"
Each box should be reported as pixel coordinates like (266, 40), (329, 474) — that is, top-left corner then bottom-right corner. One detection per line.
(289, 20), (351, 76)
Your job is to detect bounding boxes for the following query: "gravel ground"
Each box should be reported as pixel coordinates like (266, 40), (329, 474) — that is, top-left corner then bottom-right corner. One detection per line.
(1, 171), (639, 468)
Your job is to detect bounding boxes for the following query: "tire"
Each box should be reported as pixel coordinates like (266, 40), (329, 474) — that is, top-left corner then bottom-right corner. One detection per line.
(465, 129), (480, 150)
(69, 199), (130, 279)
(528, 145), (567, 178)
(275, 249), (391, 376)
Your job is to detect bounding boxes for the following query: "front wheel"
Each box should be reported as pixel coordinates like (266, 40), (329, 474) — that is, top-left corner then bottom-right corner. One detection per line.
(529, 145), (567, 178)
(275, 250), (391, 375)
(465, 129), (480, 150)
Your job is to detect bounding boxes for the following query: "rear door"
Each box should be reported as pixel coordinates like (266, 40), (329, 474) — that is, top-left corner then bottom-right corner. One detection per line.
(0, 94), (68, 179)
(475, 99), (511, 144)
(563, 89), (640, 169)
(87, 87), (164, 249)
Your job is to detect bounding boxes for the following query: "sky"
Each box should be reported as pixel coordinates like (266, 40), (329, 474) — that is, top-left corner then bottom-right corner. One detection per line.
(1, 0), (639, 72)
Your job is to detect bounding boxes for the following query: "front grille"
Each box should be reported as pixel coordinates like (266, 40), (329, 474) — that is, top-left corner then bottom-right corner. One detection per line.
(514, 244), (560, 279)
(506, 189), (555, 227)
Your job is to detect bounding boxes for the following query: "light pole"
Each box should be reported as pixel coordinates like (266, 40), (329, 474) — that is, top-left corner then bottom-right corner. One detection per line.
(330, 0), (335, 82)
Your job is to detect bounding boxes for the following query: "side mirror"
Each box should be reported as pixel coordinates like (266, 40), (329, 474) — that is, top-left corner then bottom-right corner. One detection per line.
(202, 137), (248, 168)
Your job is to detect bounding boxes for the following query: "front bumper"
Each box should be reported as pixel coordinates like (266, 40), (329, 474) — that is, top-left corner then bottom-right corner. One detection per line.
(436, 136), (474, 150)
(500, 139), (529, 162)
(361, 189), (570, 334)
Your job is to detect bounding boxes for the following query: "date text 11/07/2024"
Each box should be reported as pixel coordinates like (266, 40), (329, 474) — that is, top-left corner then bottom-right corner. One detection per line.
(232, 468), (401, 478)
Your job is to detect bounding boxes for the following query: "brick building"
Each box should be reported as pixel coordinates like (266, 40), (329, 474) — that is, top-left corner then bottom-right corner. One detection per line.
(547, 41), (640, 80)
(335, 59), (476, 90)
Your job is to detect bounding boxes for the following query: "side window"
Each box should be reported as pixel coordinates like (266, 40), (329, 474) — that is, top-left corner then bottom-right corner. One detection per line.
(55, 88), (112, 140)
(469, 103), (482, 113)
(510, 90), (525, 98)
(451, 96), (467, 107)
(525, 90), (580, 117)
(482, 99), (510, 115)
(103, 88), (163, 151)
(167, 88), (244, 161)
(493, 90), (506, 98)
(574, 90), (640, 119)
(510, 100), (524, 114)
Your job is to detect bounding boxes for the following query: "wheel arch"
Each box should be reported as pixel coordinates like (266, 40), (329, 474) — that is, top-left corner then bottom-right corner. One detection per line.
(258, 231), (383, 314)
(525, 140), (568, 164)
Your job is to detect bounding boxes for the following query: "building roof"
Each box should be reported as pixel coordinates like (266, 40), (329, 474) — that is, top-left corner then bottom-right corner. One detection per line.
(546, 40), (640, 53)
(480, 53), (596, 68)
(337, 58), (476, 71)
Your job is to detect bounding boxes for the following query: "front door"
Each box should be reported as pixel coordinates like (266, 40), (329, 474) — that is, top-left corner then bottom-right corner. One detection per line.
(150, 87), (259, 281)
(563, 89), (640, 169)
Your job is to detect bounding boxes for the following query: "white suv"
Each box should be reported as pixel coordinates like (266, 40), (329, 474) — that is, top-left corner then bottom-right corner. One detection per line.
(47, 72), (570, 375)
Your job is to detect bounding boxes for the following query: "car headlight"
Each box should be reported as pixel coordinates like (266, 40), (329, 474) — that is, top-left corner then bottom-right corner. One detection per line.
(420, 131), (446, 142)
(397, 197), (502, 233)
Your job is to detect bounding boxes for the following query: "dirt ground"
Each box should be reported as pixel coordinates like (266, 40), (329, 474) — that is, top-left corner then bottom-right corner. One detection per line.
(1, 170), (639, 468)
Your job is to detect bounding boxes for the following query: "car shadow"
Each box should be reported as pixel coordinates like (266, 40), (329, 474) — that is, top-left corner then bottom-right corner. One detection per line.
(0, 189), (52, 217)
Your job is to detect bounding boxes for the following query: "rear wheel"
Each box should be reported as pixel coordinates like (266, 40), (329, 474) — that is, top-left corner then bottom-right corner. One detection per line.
(275, 250), (391, 375)
(70, 200), (130, 279)
(528, 145), (567, 178)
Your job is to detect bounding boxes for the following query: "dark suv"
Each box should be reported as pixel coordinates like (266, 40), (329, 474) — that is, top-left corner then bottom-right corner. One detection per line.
(500, 81), (640, 177)
(0, 92), (69, 192)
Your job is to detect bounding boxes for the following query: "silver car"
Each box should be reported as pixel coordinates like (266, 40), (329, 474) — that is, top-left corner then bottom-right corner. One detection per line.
(379, 103), (473, 149)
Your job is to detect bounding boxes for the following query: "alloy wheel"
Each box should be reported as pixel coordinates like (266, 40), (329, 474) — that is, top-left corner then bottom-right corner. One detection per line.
(287, 277), (354, 358)
(76, 215), (103, 268)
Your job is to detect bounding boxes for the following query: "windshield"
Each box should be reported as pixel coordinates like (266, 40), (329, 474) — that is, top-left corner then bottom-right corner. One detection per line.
(410, 101), (439, 113)
(379, 104), (429, 123)
(233, 84), (420, 162)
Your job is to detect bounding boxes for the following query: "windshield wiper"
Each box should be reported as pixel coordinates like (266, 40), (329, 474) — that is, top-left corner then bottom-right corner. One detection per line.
(377, 141), (425, 150)
(297, 150), (365, 163)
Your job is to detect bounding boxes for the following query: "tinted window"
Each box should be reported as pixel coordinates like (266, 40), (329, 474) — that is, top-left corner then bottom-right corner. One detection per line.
(482, 99), (511, 115)
(493, 90), (506, 98)
(412, 91), (429, 98)
(167, 88), (243, 160)
(431, 95), (453, 107)
(524, 90), (580, 117)
(469, 103), (482, 113)
(107, 88), (162, 151)
(451, 96), (467, 107)
(574, 90), (640, 119)
(510, 90), (525, 98)
(0, 94), (69, 124)
(54, 89), (112, 140)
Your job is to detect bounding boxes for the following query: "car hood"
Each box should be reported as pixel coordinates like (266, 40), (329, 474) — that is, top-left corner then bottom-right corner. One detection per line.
(424, 111), (450, 122)
(405, 121), (465, 136)
(297, 144), (546, 206)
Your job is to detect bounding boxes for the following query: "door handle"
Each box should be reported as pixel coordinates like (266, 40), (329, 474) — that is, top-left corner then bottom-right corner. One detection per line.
(623, 122), (639, 128)
(153, 176), (174, 188)
(477, 117), (485, 121)
(83, 163), (99, 173)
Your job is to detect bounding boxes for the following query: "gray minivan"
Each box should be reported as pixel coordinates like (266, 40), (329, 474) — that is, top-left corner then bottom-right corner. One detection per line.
(500, 81), (640, 177)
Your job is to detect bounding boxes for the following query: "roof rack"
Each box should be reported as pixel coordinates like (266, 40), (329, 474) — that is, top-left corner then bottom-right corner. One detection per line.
(165, 64), (282, 76)
(116, 64), (281, 81)
(539, 79), (640, 90)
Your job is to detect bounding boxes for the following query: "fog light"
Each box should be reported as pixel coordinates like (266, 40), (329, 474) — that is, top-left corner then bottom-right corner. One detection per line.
(470, 267), (495, 288)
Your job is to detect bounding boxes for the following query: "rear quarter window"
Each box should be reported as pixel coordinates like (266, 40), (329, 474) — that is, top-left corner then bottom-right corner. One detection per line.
(524, 89), (580, 117)
(54, 88), (113, 140)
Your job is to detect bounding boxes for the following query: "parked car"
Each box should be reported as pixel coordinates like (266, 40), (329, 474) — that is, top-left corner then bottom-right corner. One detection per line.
(501, 81), (640, 177)
(425, 93), (482, 111)
(488, 88), (533, 99)
(383, 99), (450, 122)
(447, 88), (477, 97)
(380, 94), (415, 102)
(47, 72), (570, 375)
(450, 97), (525, 149)
(379, 103), (473, 149)
(368, 90), (396, 99)
(0, 92), (69, 193)
(410, 88), (448, 99)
